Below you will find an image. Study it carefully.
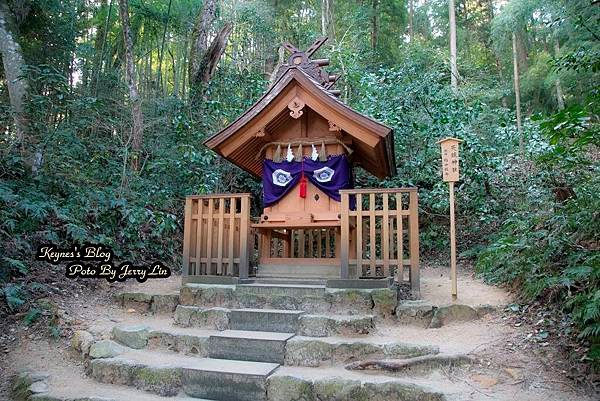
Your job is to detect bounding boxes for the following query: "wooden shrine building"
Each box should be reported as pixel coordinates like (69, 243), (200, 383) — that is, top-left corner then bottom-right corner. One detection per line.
(182, 37), (420, 294)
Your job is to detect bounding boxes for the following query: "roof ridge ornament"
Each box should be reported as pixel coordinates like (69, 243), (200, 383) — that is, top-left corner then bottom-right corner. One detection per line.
(274, 36), (341, 95)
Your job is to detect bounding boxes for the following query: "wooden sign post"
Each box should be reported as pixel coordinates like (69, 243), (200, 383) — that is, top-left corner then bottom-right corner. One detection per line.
(437, 137), (463, 300)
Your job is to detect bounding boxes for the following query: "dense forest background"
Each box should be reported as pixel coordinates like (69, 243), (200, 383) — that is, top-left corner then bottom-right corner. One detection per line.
(0, 0), (598, 371)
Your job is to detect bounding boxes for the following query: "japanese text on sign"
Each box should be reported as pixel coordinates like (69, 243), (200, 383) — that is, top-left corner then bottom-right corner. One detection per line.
(439, 138), (461, 182)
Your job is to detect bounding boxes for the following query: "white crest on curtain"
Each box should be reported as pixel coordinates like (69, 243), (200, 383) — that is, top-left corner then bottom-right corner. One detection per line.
(313, 166), (335, 183)
(272, 169), (292, 186)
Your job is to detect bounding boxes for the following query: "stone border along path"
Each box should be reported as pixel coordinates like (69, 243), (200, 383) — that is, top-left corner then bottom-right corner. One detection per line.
(15, 282), (495, 401)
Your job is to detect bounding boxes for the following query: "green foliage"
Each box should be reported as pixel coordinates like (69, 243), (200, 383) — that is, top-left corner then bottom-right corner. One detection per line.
(1, 0), (599, 371)
(476, 66), (599, 367)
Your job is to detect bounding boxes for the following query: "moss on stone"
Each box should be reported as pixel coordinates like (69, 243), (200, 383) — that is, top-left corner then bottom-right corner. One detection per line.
(267, 375), (315, 401)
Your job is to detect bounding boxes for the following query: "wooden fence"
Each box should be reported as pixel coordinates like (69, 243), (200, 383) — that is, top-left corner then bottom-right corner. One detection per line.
(340, 188), (420, 293)
(182, 194), (251, 283)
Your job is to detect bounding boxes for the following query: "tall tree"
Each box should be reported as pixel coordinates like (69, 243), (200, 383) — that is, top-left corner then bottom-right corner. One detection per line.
(321, 0), (334, 40)
(554, 38), (565, 110)
(188, 0), (233, 105)
(371, 0), (379, 50)
(118, 0), (143, 170)
(449, 0), (458, 92)
(512, 31), (524, 157)
(0, 0), (28, 143)
(408, 0), (414, 42)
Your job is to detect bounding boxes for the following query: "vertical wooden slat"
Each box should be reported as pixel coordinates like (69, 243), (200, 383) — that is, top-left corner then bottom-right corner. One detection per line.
(182, 198), (192, 278)
(382, 193), (390, 277)
(308, 230), (313, 258)
(216, 198), (225, 275)
(396, 193), (404, 282)
(389, 218), (395, 269)
(409, 191), (420, 296)
(283, 229), (290, 257)
(369, 193), (376, 276)
(325, 229), (331, 257)
(356, 193), (363, 276)
(299, 229), (305, 258)
(317, 230), (322, 257)
(239, 195), (250, 279)
(340, 193), (349, 278)
(196, 199), (204, 275)
(206, 198), (214, 275)
(228, 197), (235, 275)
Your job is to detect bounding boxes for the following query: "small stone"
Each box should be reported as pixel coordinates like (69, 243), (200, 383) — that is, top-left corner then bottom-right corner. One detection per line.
(89, 340), (125, 358)
(71, 330), (95, 355)
(126, 308), (137, 313)
(29, 381), (49, 393)
(112, 326), (149, 349)
(429, 304), (479, 328)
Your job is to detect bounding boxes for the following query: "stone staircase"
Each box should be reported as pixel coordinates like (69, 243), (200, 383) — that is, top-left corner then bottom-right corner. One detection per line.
(18, 282), (479, 401)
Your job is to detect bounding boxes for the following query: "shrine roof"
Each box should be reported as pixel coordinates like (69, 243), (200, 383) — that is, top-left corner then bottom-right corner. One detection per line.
(203, 64), (396, 179)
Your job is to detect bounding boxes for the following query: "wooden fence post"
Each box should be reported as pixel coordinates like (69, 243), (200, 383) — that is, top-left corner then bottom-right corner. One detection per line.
(239, 194), (250, 279)
(182, 197), (192, 280)
(409, 190), (420, 297)
(340, 192), (349, 279)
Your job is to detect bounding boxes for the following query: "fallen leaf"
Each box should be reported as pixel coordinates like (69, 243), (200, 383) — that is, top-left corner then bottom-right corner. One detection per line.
(471, 374), (498, 389)
(504, 368), (521, 380)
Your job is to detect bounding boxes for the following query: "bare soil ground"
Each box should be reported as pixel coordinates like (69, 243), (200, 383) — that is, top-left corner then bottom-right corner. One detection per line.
(0, 264), (596, 400)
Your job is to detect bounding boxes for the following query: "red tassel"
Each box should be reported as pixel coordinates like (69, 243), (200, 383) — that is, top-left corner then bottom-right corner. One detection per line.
(299, 175), (307, 198)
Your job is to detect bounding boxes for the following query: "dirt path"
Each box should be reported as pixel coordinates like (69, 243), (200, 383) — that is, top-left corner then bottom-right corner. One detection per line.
(0, 264), (595, 400)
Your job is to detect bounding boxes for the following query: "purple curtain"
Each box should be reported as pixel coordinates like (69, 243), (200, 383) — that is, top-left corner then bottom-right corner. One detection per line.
(262, 155), (353, 207)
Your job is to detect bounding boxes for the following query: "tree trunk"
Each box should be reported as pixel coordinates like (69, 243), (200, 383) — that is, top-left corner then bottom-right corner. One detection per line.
(93, 0), (112, 93)
(0, 0), (28, 143)
(512, 32), (524, 158)
(118, 0), (143, 171)
(188, 0), (233, 104)
(554, 39), (565, 110)
(495, 56), (508, 108)
(321, 0), (334, 40)
(408, 0), (414, 42)
(157, 0), (173, 96)
(371, 0), (378, 50)
(449, 0), (458, 92)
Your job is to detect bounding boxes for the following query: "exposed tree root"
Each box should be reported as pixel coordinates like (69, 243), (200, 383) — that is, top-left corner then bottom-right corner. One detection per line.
(345, 353), (471, 374)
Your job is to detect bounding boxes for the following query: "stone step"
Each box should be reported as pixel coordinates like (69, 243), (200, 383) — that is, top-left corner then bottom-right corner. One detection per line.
(90, 349), (279, 401)
(173, 305), (377, 336)
(268, 369), (447, 401)
(208, 330), (294, 364)
(107, 324), (435, 368)
(229, 308), (305, 333)
(236, 283), (326, 298)
(284, 336), (439, 367)
(298, 314), (376, 337)
(178, 284), (398, 317)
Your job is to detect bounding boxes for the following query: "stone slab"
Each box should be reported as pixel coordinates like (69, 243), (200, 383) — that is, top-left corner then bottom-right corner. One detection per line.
(208, 330), (294, 364)
(90, 351), (279, 400)
(229, 308), (304, 333)
(297, 314), (375, 337)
